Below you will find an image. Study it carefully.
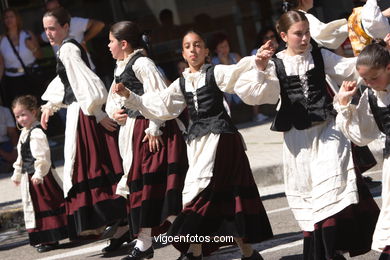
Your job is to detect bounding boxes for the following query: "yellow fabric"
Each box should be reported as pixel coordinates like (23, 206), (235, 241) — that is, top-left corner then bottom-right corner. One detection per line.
(348, 7), (373, 56)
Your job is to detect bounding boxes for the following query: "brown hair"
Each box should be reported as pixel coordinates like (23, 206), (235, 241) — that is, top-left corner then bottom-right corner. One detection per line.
(2, 8), (23, 34)
(357, 39), (390, 70)
(12, 95), (40, 115)
(276, 10), (308, 34)
(43, 7), (70, 27)
(110, 21), (144, 50)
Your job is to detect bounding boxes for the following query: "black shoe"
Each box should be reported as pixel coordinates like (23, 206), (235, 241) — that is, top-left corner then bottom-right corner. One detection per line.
(100, 221), (120, 240)
(241, 250), (264, 260)
(177, 252), (202, 260)
(121, 246), (154, 260)
(102, 231), (134, 253)
(36, 242), (59, 253)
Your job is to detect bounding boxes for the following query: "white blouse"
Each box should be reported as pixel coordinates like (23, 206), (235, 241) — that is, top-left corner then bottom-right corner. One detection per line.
(106, 49), (167, 135)
(234, 47), (359, 106)
(11, 121), (51, 183)
(361, 0), (390, 39)
(41, 39), (107, 123)
(0, 31), (36, 77)
(302, 11), (348, 50)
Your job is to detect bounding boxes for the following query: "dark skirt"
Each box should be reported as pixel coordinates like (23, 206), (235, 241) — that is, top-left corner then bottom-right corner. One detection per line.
(380, 246), (390, 260)
(65, 110), (126, 238)
(303, 166), (380, 260)
(27, 170), (68, 245)
(169, 133), (273, 255)
(126, 118), (188, 237)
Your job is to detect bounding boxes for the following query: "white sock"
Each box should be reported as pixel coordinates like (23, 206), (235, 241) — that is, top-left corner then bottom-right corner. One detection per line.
(167, 216), (176, 223)
(135, 228), (152, 251)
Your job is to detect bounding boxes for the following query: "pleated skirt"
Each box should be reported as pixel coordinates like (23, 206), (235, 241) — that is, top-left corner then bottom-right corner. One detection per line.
(126, 118), (188, 237)
(169, 133), (273, 255)
(65, 111), (127, 238)
(27, 170), (68, 245)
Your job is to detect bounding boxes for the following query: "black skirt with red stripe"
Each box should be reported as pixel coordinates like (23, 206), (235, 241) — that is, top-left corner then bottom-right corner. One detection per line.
(65, 111), (127, 238)
(126, 118), (188, 237)
(169, 133), (273, 255)
(27, 170), (68, 245)
(380, 246), (390, 260)
(303, 166), (380, 260)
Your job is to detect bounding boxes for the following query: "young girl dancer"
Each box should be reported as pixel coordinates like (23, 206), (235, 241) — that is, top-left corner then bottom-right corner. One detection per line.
(234, 10), (379, 260)
(283, 0), (348, 50)
(105, 21), (188, 260)
(11, 95), (67, 252)
(40, 7), (126, 239)
(335, 35), (390, 259)
(112, 30), (273, 260)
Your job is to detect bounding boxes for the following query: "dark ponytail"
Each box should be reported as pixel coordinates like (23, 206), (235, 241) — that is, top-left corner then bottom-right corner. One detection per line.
(110, 21), (144, 50)
(357, 39), (390, 70)
(282, 0), (299, 13)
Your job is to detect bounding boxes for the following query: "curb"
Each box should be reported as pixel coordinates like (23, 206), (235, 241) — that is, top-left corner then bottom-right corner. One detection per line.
(0, 207), (24, 230)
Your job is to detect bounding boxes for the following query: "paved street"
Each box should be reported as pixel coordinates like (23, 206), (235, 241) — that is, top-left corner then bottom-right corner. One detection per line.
(0, 170), (383, 260)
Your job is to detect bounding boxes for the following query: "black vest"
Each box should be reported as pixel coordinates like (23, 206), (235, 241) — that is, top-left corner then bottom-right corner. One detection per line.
(115, 52), (145, 118)
(179, 64), (237, 141)
(367, 88), (390, 157)
(271, 46), (334, 132)
(21, 125), (44, 175)
(56, 39), (91, 105)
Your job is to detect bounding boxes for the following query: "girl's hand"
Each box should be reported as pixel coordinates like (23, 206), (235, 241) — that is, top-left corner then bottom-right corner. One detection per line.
(112, 83), (130, 98)
(13, 180), (20, 186)
(255, 40), (275, 71)
(40, 109), (51, 130)
(31, 178), (42, 185)
(113, 109), (127, 124)
(384, 33), (390, 50)
(338, 81), (358, 106)
(99, 116), (117, 132)
(143, 133), (164, 153)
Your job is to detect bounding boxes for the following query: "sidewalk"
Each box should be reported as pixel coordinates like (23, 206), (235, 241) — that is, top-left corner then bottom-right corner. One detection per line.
(0, 120), (383, 229)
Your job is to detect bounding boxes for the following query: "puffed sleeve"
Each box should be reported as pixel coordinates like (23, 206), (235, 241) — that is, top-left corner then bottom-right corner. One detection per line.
(322, 49), (360, 86)
(305, 13), (348, 50)
(11, 138), (23, 183)
(361, 0), (390, 39)
(41, 76), (66, 114)
(132, 57), (168, 136)
(124, 79), (186, 121)
(234, 61), (281, 106)
(59, 43), (108, 122)
(29, 128), (51, 182)
(213, 56), (256, 93)
(334, 89), (381, 146)
(105, 78), (124, 125)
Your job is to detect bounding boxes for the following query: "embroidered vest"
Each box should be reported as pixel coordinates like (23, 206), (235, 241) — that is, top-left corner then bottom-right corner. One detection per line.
(179, 64), (237, 141)
(348, 7), (372, 56)
(367, 88), (390, 157)
(271, 46), (334, 132)
(115, 52), (145, 118)
(21, 125), (43, 174)
(56, 39), (91, 105)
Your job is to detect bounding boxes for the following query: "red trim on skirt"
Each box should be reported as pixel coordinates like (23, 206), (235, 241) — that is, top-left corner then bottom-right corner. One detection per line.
(27, 170), (68, 245)
(65, 110), (126, 237)
(126, 118), (188, 237)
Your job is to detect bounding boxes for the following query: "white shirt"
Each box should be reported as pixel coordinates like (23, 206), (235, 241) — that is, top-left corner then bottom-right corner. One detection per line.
(0, 31), (36, 77)
(0, 106), (15, 143)
(361, 0), (390, 39)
